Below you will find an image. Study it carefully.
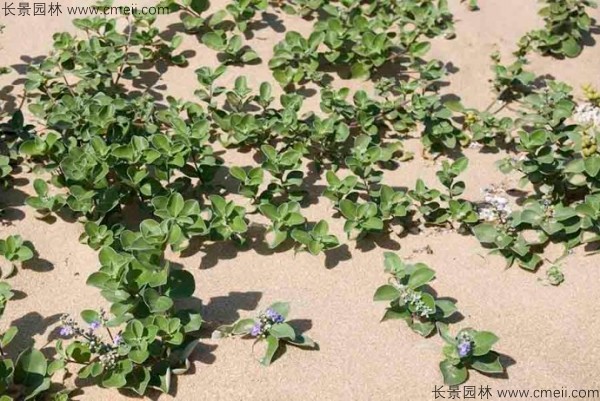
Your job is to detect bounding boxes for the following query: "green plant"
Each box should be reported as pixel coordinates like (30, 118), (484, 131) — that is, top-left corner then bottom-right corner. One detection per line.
(226, 0), (268, 32)
(0, 282), (12, 317)
(445, 100), (514, 148)
(260, 144), (305, 202)
(229, 166), (264, 202)
(275, 0), (325, 17)
(75, 218), (202, 396)
(55, 309), (199, 395)
(0, 283), (68, 400)
(207, 195), (248, 243)
(202, 32), (260, 65)
(461, 0), (479, 11)
(290, 220), (340, 255)
(338, 199), (383, 239)
(544, 265), (565, 285)
(489, 52), (536, 102)
(409, 158), (478, 227)
(373, 253), (458, 337)
(214, 302), (317, 366)
(0, 334), (67, 401)
(160, 0), (263, 66)
(0, 111), (35, 189)
(79, 221), (117, 250)
(269, 31), (325, 87)
(259, 201), (306, 248)
(0, 236), (34, 278)
(24, 179), (66, 219)
(437, 323), (505, 385)
(270, 0), (455, 84)
(521, 0), (598, 58)
(13, 0), (600, 392)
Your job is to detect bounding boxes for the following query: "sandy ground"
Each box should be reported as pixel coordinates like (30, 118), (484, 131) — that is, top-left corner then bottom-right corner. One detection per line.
(1, 1), (600, 400)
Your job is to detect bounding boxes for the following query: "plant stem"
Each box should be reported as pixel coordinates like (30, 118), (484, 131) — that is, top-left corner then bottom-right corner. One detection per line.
(115, 16), (133, 87)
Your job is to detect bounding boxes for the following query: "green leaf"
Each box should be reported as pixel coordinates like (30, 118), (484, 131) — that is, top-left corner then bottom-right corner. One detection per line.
(16, 246), (34, 262)
(202, 31), (225, 51)
(411, 320), (435, 337)
(444, 100), (465, 112)
(259, 204), (279, 221)
(290, 229), (311, 246)
(584, 156), (600, 177)
(260, 335), (280, 366)
(439, 360), (468, 385)
(362, 217), (383, 231)
(373, 285), (400, 301)
(339, 199), (356, 219)
(189, 0), (209, 14)
(409, 41), (431, 57)
(436, 322), (457, 345)
(267, 229), (288, 249)
(561, 37), (582, 58)
(268, 302), (290, 319)
(407, 266), (436, 289)
(144, 289), (174, 313)
(80, 310), (100, 324)
(1, 326), (18, 347)
(167, 193), (185, 217)
(473, 331), (499, 356)
(229, 166), (247, 181)
(287, 333), (316, 348)
(33, 179), (48, 196)
(66, 342), (91, 364)
(350, 62), (370, 79)
(472, 223), (499, 243)
(435, 299), (458, 318)
(471, 352), (504, 374)
(15, 348), (47, 387)
(232, 318), (255, 335)
(383, 252), (403, 272)
(269, 323), (296, 340)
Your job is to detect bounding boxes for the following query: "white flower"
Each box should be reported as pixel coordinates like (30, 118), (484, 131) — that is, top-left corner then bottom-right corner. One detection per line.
(494, 196), (508, 206)
(574, 103), (600, 127)
(478, 208), (496, 221)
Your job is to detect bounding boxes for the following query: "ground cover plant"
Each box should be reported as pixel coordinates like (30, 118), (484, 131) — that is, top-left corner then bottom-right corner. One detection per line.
(518, 0), (598, 58)
(373, 253), (459, 337)
(213, 301), (317, 365)
(0, 0), (599, 398)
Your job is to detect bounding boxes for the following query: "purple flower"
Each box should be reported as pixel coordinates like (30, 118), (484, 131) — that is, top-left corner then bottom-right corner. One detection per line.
(250, 323), (262, 337)
(113, 334), (122, 346)
(90, 321), (101, 331)
(457, 341), (472, 358)
(265, 308), (284, 324)
(59, 326), (73, 337)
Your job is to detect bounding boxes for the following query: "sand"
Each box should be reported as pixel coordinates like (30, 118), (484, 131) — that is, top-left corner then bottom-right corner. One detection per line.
(1, 1), (600, 400)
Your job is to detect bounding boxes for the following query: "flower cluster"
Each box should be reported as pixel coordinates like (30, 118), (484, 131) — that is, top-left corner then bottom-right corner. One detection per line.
(478, 188), (511, 222)
(59, 312), (121, 368)
(574, 103), (600, 127)
(250, 308), (285, 337)
(456, 331), (473, 358)
(393, 282), (435, 317)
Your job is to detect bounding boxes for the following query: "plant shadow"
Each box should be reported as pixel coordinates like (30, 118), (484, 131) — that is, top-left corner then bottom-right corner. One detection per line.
(199, 291), (263, 327)
(7, 312), (61, 357)
(478, 353), (517, 380)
